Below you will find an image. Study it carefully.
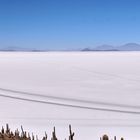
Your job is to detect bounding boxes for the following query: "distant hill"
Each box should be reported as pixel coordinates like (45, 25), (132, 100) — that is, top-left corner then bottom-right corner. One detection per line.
(81, 48), (92, 51)
(94, 44), (114, 50)
(0, 46), (30, 51)
(117, 43), (140, 51)
(0, 46), (47, 52)
(82, 43), (140, 51)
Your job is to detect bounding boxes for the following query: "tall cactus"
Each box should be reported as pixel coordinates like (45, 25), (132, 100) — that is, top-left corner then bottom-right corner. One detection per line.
(1, 126), (4, 134)
(6, 124), (10, 134)
(51, 127), (57, 140)
(69, 125), (74, 140)
(32, 133), (35, 140)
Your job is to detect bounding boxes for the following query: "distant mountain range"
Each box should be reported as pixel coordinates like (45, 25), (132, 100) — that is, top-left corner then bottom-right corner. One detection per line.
(1, 43), (140, 51)
(0, 46), (46, 52)
(82, 43), (140, 51)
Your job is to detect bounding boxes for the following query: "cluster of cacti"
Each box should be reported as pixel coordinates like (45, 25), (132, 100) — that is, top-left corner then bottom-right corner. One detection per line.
(0, 124), (74, 140)
(101, 134), (124, 140)
(0, 124), (34, 140)
(0, 124), (125, 140)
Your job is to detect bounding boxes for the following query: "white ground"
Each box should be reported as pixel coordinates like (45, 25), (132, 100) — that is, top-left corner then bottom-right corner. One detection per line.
(0, 52), (140, 140)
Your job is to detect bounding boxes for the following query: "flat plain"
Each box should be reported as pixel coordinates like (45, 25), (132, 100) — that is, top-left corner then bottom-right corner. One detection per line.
(0, 52), (140, 140)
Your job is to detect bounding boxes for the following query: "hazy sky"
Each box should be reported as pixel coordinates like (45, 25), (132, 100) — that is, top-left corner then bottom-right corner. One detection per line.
(0, 0), (140, 50)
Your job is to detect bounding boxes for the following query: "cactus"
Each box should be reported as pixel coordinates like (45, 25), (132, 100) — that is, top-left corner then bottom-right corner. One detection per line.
(69, 125), (74, 140)
(36, 135), (39, 140)
(1, 127), (4, 134)
(42, 132), (47, 140)
(102, 134), (109, 140)
(51, 127), (57, 140)
(32, 133), (35, 140)
(28, 133), (31, 140)
(21, 126), (25, 137)
(6, 124), (10, 134)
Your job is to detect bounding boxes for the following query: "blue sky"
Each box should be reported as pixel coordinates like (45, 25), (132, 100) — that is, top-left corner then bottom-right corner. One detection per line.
(0, 0), (140, 50)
